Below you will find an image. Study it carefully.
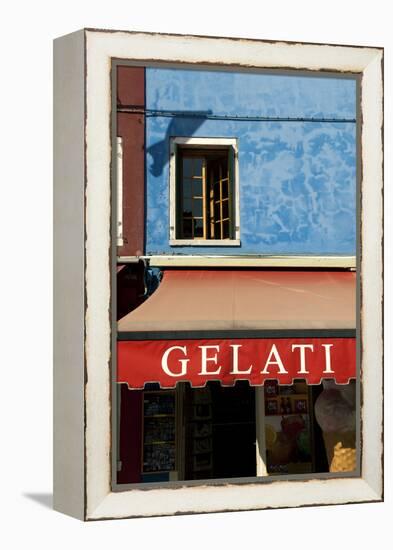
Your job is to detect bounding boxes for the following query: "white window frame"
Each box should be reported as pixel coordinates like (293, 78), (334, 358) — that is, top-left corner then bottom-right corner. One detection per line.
(169, 137), (240, 246)
(54, 29), (383, 521)
(116, 136), (124, 247)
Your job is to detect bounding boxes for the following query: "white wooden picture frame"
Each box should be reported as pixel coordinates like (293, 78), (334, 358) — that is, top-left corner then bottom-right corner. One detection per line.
(53, 29), (383, 520)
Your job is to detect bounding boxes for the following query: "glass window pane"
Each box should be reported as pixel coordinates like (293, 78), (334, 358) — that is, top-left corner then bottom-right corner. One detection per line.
(213, 181), (220, 199)
(214, 202), (221, 222)
(222, 179), (229, 200)
(193, 158), (203, 177)
(182, 199), (192, 217)
(194, 219), (204, 238)
(221, 156), (228, 175)
(179, 150), (232, 241)
(193, 199), (203, 218)
(183, 158), (193, 177)
(211, 162), (219, 182)
(182, 218), (192, 239)
(193, 179), (203, 197)
(222, 219), (230, 238)
(222, 199), (229, 220)
(183, 179), (192, 199)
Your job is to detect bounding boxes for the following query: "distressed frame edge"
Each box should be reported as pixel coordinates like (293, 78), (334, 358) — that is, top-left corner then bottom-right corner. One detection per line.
(87, 478), (380, 520)
(53, 29), (86, 521)
(83, 29), (383, 520)
(358, 48), (384, 500)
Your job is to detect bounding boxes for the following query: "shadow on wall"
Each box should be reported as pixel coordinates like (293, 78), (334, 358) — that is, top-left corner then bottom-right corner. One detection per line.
(146, 110), (212, 177)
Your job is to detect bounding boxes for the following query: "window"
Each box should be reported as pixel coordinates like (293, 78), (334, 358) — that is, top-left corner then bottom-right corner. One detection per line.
(169, 138), (240, 245)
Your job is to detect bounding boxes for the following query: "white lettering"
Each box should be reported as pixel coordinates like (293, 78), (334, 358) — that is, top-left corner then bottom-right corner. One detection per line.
(161, 346), (189, 377)
(229, 344), (252, 374)
(292, 344), (314, 374)
(322, 344), (334, 373)
(261, 344), (288, 374)
(199, 345), (222, 375)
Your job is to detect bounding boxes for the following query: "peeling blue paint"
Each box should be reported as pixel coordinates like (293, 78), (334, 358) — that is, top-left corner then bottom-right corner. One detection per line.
(145, 68), (356, 256)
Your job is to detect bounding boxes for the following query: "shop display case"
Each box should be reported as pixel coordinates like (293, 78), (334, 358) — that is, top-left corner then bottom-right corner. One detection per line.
(141, 390), (177, 482)
(264, 381), (315, 475)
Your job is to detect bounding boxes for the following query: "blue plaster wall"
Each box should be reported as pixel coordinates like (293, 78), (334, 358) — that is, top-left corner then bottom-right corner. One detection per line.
(145, 68), (357, 256)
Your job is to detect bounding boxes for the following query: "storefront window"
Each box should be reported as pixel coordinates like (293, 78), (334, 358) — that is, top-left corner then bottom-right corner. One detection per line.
(116, 377), (357, 484)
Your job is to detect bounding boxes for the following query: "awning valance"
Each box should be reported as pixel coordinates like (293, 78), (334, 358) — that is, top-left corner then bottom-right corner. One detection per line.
(117, 270), (356, 388)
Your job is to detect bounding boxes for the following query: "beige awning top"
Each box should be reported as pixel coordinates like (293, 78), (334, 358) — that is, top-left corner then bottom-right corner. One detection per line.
(117, 270), (356, 332)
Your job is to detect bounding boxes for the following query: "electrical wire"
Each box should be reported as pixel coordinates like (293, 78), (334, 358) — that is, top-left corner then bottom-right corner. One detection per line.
(117, 106), (356, 123)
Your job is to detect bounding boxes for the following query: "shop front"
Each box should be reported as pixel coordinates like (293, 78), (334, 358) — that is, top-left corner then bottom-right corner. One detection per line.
(116, 269), (356, 484)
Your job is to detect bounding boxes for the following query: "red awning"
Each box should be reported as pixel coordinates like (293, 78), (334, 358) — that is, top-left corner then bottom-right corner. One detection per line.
(117, 270), (356, 388)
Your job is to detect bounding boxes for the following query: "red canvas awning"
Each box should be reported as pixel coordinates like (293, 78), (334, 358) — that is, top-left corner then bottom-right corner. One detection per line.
(117, 270), (356, 388)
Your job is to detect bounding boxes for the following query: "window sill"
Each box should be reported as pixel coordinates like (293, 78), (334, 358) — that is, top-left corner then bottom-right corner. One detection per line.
(169, 239), (241, 247)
